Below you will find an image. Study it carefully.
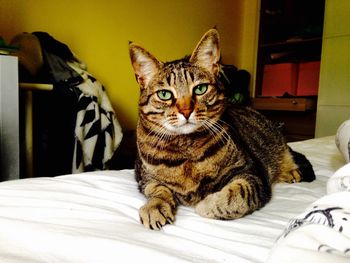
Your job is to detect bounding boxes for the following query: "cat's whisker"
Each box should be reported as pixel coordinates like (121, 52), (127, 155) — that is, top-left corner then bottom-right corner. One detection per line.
(148, 123), (173, 161)
(142, 124), (167, 163)
(156, 127), (169, 151)
(211, 120), (232, 142)
(217, 119), (235, 131)
(205, 126), (225, 146)
(201, 121), (215, 138)
(202, 120), (228, 146)
(203, 119), (231, 145)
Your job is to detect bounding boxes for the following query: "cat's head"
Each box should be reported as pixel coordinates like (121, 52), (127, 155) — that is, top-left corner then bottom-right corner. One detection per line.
(129, 29), (225, 135)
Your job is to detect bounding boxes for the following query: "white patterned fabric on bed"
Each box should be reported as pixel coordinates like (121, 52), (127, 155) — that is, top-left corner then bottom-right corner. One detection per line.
(0, 136), (345, 263)
(267, 162), (350, 263)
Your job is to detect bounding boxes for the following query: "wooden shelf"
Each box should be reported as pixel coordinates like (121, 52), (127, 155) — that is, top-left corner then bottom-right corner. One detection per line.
(252, 97), (317, 111)
(255, 1), (324, 96)
(260, 37), (322, 49)
(252, 97), (317, 142)
(19, 82), (53, 91)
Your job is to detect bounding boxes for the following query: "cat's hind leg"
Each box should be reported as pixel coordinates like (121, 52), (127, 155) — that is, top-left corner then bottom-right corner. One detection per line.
(289, 148), (315, 182)
(274, 148), (315, 184)
(195, 174), (271, 219)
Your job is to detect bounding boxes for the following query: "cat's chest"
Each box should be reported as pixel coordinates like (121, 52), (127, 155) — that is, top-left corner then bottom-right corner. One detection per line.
(148, 158), (217, 204)
(143, 138), (245, 203)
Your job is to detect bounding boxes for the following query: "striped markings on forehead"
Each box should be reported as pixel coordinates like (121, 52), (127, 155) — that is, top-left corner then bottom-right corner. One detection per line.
(164, 63), (193, 87)
(161, 62), (210, 90)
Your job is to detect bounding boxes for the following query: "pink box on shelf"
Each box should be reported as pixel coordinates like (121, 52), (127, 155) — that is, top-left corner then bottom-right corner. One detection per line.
(296, 61), (320, 96)
(261, 63), (297, 97)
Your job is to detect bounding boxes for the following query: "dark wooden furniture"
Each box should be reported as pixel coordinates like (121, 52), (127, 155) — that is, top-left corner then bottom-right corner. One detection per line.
(253, 0), (324, 142)
(256, 0), (325, 95)
(252, 97), (317, 142)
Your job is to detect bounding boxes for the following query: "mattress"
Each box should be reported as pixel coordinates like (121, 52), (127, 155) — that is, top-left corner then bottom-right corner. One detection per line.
(0, 136), (346, 263)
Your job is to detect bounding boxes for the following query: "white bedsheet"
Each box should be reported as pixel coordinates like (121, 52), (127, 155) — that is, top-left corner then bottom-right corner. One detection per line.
(0, 136), (345, 263)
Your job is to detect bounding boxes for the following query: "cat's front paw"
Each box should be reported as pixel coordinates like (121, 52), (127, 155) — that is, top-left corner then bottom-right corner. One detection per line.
(195, 182), (252, 220)
(139, 197), (175, 230)
(195, 192), (221, 219)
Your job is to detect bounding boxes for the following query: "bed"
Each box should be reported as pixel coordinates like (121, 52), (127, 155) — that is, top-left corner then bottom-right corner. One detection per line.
(0, 136), (349, 263)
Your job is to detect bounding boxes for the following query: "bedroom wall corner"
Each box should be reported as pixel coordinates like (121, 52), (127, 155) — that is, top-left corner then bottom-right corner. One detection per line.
(238, 0), (260, 97)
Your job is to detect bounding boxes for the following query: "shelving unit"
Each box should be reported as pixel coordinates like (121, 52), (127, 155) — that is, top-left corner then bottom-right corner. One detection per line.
(253, 0), (325, 141)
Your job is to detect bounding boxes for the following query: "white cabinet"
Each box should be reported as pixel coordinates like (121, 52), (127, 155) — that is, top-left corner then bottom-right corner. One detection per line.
(0, 55), (19, 181)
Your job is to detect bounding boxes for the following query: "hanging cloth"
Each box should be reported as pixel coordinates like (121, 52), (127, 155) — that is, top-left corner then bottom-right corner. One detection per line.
(68, 61), (122, 172)
(31, 32), (123, 174)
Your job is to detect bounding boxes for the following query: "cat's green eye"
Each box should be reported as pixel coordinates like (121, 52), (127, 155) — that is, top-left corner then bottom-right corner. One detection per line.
(194, 84), (208, 95)
(157, 90), (173, 101)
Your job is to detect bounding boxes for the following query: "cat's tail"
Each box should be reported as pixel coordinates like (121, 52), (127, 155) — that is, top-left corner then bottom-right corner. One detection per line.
(289, 147), (316, 182)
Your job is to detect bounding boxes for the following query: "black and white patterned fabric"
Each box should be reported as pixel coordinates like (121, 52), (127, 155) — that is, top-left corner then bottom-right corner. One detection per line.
(25, 32), (123, 175)
(68, 61), (122, 173)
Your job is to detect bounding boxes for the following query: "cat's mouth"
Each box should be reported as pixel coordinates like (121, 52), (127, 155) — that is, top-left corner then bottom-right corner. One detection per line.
(164, 121), (199, 135)
(178, 122), (198, 134)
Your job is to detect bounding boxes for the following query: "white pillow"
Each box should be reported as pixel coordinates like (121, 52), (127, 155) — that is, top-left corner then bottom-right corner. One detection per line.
(327, 162), (350, 194)
(335, 119), (350, 163)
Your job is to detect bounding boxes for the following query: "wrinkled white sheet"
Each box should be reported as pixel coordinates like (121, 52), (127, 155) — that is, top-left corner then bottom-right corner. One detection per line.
(0, 136), (345, 263)
(267, 162), (350, 263)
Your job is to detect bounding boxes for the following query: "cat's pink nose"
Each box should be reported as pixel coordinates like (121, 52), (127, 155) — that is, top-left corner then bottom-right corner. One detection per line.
(176, 98), (194, 119)
(179, 109), (193, 119)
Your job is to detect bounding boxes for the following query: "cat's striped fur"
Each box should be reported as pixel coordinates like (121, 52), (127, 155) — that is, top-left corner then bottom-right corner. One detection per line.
(129, 29), (315, 230)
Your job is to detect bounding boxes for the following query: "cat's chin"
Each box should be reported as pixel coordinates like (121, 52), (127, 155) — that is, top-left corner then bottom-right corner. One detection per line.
(164, 123), (199, 135)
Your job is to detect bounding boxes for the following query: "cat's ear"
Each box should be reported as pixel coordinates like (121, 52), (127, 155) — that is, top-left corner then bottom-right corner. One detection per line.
(129, 42), (163, 89)
(190, 29), (220, 75)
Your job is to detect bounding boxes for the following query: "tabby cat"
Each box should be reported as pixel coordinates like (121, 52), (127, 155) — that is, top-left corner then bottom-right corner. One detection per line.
(129, 29), (315, 230)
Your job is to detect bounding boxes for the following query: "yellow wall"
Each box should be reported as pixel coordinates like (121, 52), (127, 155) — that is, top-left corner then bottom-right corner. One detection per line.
(315, 0), (350, 137)
(239, 0), (260, 96)
(0, 0), (259, 130)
